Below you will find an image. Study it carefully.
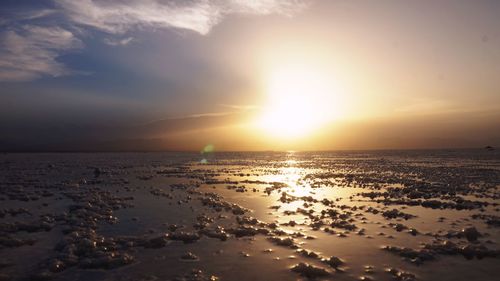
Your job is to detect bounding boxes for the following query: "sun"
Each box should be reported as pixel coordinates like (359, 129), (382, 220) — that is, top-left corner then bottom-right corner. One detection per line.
(256, 63), (343, 139)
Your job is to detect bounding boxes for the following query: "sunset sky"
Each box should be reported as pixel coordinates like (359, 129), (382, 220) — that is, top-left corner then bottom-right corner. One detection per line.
(1, 0), (499, 151)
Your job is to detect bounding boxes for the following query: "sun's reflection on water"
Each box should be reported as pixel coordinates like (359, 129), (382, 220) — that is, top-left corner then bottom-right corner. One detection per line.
(279, 154), (312, 198)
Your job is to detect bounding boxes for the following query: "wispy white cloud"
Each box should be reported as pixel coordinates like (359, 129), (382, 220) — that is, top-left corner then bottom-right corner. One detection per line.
(103, 36), (135, 46)
(219, 103), (259, 110)
(140, 104), (259, 126)
(0, 0), (307, 81)
(17, 9), (58, 21)
(55, 0), (308, 35)
(0, 26), (82, 81)
(0, 9), (57, 26)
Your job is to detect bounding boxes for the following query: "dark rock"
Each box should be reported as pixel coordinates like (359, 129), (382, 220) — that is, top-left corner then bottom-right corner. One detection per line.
(291, 263), (330, 278)
(462, 227), (480, 242)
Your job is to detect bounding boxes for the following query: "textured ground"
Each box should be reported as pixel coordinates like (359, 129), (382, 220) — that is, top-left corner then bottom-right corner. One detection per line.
(0, 150), (499, 281)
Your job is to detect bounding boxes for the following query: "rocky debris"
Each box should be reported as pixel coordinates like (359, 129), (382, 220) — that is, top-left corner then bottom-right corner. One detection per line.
(170, 231), (200, 244)
(461, 227), (481, 242)
(79, 252), (134, 269)
(329, 219), (357, 231)
(382, 209), (416, 220)
(236, 216), (260, 225)
(385, 268), (416, 281)
(471, 214), (500, 227)
(296, 249), (321, 259)
(267, 236), (298, 249)
(0, 235), (36, 248)
(443, 227), (484, 242)
(0, 218), (54, 234)
(382, 246), (434, 264)
(384, 238), (500, 263)
(459, 244), (499, 260)
(228, 226), (259, 237)
(421, 200), (443, 209)
(200, 226), (228, 241)
(145, 234), (169, 248)
(2, 181), (138, 278)
(226, 185), (247, 193)
(180, 252), (199, 261)
(198, 193), (248, 215)
(173, 269), (219, 281)
(279, 192), (296, 203)
(408, 228), (419, 236)
(48, 259), (66, 273)
(391, 223), (408, 232)
(150, 188), (174, 198)
(371, 197), (491, 211)
(291, 263), (330, 279)
(1, 149), (499, 281)
(264, 182), (288, 195)
(323, 256), (344, 269)
(424, 240), (499, 260)
(239, 251), (250, 257)
(51, 229), (136, 271)
(364, 265), (375, 273)
(0, 208), (31, 217)
(93, 167), (102, 177)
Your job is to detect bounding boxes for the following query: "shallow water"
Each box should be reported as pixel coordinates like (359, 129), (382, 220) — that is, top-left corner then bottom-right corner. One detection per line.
(0, 150), (498, 281)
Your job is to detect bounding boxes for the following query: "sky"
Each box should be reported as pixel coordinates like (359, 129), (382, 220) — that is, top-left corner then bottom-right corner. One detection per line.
(0, 0), (499, 151)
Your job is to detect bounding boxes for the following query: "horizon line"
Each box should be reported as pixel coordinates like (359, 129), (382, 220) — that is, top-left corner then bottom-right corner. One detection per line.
(0, 146), (495, 154)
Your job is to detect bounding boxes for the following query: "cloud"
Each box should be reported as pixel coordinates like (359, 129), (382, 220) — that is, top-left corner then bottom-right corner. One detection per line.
(0, 25), (82, 81)
(0, 0), (307, 81)
(55, 0), (308, 35)
(103, 36), (135, 46)
(17, 9), (58, 21)
(0, 9), (57, 26)
(219, 103), (259, 110)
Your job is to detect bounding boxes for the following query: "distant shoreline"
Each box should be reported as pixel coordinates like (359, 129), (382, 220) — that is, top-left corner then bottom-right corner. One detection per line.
(0, 147), (495, 154)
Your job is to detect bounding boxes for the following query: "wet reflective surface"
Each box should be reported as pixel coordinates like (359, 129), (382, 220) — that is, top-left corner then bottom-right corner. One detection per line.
(0, 150), (499, 280)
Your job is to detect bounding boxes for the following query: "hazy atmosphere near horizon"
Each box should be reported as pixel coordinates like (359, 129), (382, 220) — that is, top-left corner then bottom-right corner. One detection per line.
(1, 0), (499, 151)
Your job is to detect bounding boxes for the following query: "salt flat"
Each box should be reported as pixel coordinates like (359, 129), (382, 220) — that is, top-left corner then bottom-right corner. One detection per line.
(0, 150), (498, 281)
